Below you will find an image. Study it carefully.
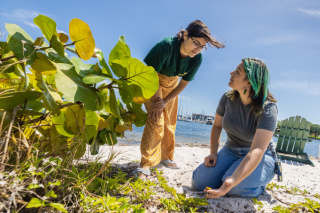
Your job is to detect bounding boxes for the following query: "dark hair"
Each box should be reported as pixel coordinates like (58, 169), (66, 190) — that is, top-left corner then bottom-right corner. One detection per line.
(227, 58), (277, 115)
(176, 20), (225, 49)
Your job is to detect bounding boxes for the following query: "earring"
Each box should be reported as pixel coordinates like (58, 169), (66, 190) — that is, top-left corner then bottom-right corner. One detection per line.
(244, 89), (247, 95)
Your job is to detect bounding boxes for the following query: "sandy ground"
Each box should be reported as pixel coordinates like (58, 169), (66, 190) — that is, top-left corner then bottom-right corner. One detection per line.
(89, 144), (320, 213)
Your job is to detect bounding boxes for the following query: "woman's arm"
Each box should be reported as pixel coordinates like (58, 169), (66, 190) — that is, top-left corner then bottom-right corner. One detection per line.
(205, 128), (274, 198)
(204, 114), (222, 167)
(151, 79), (189, 111)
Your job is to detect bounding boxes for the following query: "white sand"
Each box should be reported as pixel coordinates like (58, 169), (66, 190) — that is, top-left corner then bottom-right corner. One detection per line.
(91, 144), (320, 213)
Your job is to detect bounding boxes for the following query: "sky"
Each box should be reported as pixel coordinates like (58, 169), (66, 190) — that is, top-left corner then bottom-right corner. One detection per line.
(1, 0), (320, 124)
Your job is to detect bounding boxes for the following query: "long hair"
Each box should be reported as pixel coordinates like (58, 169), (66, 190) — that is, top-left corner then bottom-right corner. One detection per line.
(227, 58), (277, 115)
(176, 20), (225, 49)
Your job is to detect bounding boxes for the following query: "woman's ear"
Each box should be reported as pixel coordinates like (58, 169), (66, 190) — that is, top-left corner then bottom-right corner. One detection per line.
(183, 30), (188, 40)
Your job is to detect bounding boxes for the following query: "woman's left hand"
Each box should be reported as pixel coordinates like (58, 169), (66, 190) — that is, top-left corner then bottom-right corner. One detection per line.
(151, 97), (166, 110)
(204, 177), (235, 198)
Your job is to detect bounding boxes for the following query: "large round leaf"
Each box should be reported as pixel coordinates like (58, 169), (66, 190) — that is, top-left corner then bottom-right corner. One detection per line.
(31, 52), (56, 73)
(5, 24), (36, 65)
(69, 18), (95, 61)
(51, 108), (75, 137)
(33, 15), (57, 43)
(54, 63), (100, 111)
(112, 57), (159, 99)
(71, 57), (97, 78)
(109, 36), (130, 66)
(118, 81), (133, 104)
(0, 90), (42, 110)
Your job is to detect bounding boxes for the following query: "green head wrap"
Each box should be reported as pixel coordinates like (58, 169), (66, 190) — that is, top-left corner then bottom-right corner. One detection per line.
(243, 58), (270, 105)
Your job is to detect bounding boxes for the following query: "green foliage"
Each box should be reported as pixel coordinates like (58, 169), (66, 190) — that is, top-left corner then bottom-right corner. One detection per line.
(252, 198), (263, 211)
(156, 169), (209, 212)
(273, 198), (320, 213)
(0, 14), (159, 161)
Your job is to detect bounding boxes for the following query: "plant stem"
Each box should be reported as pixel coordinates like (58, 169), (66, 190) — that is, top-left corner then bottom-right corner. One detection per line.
(0, 106), (19, 172)
(0, 55), (15, 62)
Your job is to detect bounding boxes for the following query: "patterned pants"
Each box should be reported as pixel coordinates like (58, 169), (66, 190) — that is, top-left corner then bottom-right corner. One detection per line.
(140, 73), (179, 168)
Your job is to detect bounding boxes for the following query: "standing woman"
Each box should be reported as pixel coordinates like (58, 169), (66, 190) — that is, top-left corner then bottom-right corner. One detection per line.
(133, 20), (225, 180)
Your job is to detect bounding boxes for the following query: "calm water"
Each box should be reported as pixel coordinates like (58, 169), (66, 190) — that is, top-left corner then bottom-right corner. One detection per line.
(120, 120), (320, 158)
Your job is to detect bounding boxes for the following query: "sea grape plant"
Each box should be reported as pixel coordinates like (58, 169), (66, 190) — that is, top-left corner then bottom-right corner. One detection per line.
(0, 14), (159, 161)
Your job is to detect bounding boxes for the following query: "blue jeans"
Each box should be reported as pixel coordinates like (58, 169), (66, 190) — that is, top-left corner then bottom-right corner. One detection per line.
(192, 146), (276, 198)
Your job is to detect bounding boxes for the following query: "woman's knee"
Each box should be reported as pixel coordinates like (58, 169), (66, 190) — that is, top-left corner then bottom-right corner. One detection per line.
(191, 163), (223, 191)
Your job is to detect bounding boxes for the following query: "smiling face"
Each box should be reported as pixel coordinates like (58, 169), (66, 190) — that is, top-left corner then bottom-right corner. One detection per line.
(229, 62), (251, 91)
(180, 31), (207, 58)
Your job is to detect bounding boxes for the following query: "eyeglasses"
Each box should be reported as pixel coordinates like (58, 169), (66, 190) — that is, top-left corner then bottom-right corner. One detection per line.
(190, 36), (207, 52)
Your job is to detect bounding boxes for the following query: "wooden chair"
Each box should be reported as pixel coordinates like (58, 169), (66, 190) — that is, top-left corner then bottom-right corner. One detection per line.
(275, 116), (314, 167)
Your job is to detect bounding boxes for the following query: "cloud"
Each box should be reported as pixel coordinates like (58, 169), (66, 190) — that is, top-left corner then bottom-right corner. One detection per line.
(254, 34), (302, 45)
(178, 95), (191, 100)
(299, 8), (320, 18)
(272, 79), (320, 95)
(1, 9), (39, 19)
(57, 29), (67, 34)
(24, 21), (39, 29)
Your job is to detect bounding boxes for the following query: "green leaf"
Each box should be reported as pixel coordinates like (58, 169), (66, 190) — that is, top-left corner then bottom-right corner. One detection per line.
(82, 74), (107, 84)
(5, 24), (36, 65)
(90, 135), (100, 155)
(33, 37), (44, 46)
(99, 129), (117, 145)
(27, 184), (41, 190)
(54, 63), (100, 111)
(109, 36), (130, 66)
(46, 49), (72, 64)
(46, 190), (57, 198)
(33, 15), (57, 42)
(26, 198), (45, 208)
(112, 57), (159, 99)
(35, 71), (61, 116)
(64, 104), (85, 134)
(95, 50), (113, 77)
(127, 102), (147, 127)
(0, 90), (42, 110)
(69, 18), (95, 61)
(51, 108), (75, 137)
(47, 180), (61, 187)
(50, 35), (65, 57)
(118, 81), (133, 104)
(105, 88), (121, 118)
(48, 203), (67, 213)
(83, 110), (99, 142)
(25, 100), (43, 111)
(71, 57), (97, 77)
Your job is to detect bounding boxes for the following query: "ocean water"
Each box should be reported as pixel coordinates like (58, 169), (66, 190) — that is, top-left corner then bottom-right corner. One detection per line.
(120, 120), (320, 158)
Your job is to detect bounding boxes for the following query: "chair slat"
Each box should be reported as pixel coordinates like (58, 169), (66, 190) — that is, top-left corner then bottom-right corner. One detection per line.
(287, 117), (295, 128)
(293, 116), (301, 129)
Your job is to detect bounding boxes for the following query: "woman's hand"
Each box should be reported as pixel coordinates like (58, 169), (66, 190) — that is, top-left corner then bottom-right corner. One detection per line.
(150, 109), (163, 122)
(204, 177), (235, 198)
(204, 153), (217, 167)
(151, 97), (166, 111)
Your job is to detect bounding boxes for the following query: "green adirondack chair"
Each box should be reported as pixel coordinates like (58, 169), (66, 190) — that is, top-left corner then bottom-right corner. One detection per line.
(275, 116), (314, 167)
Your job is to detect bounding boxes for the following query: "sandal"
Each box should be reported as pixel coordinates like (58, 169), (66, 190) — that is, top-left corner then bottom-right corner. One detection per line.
(133, 168), (151, 180)
(161, 160), (180, 169)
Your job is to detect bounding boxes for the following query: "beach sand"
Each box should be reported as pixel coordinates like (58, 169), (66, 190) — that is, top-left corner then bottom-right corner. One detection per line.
(90, 143), (320, 213)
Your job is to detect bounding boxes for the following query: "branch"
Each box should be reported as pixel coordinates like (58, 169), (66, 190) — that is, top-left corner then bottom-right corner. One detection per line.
(39, 42), (75, 51)
(0, 55), (16, 62)
(97, 81), (115, 91)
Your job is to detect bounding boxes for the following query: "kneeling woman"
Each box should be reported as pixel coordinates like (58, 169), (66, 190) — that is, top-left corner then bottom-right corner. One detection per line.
(192, 58), (278, 198)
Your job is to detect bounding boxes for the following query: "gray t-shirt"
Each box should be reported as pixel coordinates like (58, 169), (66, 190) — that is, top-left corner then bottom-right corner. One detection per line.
(216, 92), (278, 148)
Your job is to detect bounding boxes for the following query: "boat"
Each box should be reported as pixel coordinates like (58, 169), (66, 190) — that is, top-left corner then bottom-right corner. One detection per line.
(206, 118), (213, 125)
(185, 116), (192, 122)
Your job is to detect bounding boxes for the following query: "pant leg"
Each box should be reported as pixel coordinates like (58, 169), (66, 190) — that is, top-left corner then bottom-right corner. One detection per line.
(161, 96), (178, 161)
(140, 97), (165, 168)
(191, 146), (240, 191)
(222, 150), (276, 198)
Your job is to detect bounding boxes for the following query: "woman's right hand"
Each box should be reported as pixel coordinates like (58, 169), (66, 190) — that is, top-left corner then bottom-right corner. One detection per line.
(204, 153), (217, 167)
